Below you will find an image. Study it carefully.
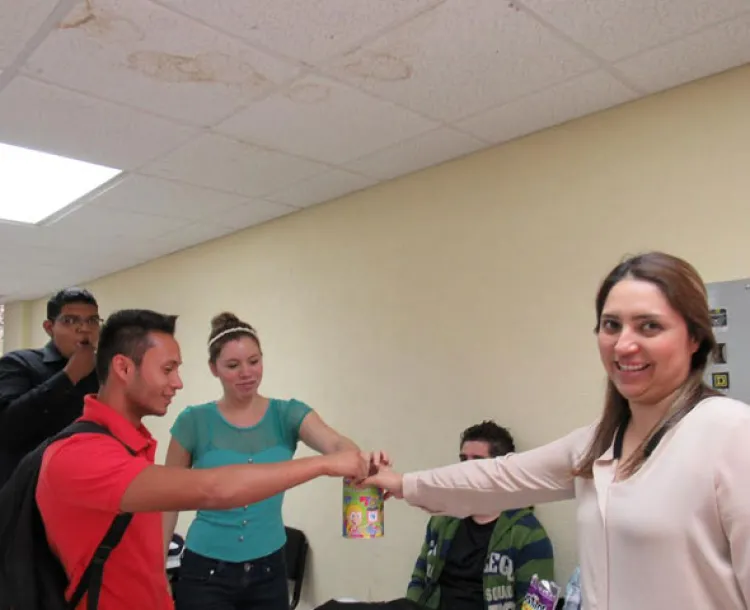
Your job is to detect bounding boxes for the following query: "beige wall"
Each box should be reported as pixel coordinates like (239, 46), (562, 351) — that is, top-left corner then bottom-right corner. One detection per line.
(2, 301), (35, 353)
(7, 63), (750, 606)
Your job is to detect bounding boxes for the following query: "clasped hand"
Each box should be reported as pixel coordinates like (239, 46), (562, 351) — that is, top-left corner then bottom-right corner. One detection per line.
(323, 450), (405, 499)
(362, 451), (404, 500)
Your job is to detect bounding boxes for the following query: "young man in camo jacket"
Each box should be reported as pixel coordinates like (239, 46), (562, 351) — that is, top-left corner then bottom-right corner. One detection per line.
(406, 421), (555, 610)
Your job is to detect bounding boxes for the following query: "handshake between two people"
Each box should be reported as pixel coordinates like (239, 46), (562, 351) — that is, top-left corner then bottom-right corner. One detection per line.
(321, 449), (405, 500)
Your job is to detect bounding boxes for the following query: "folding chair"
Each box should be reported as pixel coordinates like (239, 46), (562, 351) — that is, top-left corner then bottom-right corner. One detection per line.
(285, 526), (310, 610)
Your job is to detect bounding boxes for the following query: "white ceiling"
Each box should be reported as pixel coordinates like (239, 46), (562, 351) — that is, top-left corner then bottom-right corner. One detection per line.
(1, 0), (749, 301)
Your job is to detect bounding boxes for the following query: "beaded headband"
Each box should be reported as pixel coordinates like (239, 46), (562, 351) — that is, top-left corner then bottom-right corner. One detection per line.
(208, 327), (257, 347)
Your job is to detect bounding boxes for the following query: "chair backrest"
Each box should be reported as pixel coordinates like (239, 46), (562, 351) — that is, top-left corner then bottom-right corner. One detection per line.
(284, 526), (310, 610)
(168, 533), (185, 557)
(167, 533), (185, 573)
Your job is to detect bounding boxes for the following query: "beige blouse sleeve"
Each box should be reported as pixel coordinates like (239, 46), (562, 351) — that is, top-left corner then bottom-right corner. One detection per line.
(402, 425), (592, 517)
(715, 416), (750, 605)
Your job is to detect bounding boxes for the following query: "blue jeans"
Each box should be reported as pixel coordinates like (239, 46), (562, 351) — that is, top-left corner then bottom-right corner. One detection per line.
(175, 548), (290, 610)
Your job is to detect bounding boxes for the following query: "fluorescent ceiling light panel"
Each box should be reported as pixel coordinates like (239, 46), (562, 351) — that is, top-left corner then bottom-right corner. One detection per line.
(0, 143), (122, 224)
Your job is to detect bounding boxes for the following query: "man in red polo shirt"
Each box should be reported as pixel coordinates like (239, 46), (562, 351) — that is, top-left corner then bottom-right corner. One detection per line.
(36, 309), (372, 609)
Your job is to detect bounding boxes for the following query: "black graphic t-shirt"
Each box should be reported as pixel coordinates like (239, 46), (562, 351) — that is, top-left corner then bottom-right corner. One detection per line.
(439, 518), (497, 610)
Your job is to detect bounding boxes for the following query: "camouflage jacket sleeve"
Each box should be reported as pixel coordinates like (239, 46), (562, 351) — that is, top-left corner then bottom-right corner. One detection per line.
(512, 518), (555, 604)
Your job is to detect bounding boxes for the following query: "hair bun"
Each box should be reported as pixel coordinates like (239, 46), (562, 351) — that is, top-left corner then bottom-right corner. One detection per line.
(210, 312), (242, 333)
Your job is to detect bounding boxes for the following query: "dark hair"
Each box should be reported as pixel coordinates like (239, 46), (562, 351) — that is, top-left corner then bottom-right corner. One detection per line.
(460, 420), (516, 457)
(208, 312), (260, 364)
(47, 288), (97, 320)
(575, 251), (720, 479)
(96, 309), (178, 382)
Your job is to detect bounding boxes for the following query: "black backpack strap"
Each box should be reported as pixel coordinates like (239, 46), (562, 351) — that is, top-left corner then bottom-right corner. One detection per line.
(49, 420), (137, 610)
(68, 513), (133, 610)
(49, 420), (122, 445)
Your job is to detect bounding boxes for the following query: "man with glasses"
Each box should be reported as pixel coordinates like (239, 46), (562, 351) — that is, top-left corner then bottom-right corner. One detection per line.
(0, 288), (101, 486)
(406, 421), (555, 610)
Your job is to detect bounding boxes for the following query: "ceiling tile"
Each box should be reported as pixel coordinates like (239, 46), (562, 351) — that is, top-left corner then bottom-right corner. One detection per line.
(92, 174), (247, 220)
(58, 248), (157, 276)
(0, 242), (147, 298)
(140, 199), (297, 256)
(324, 0), (596, 122)
(0, 244), (112, 271)
(0, 76), (197, 170)
(614, 15), (750, 93)
(0, 0), (58, 68)
(345, 127), (487, 180)
(0, 221), (78, 256)
(519, 0), (750, 62)
(132, 220), (237, 258)
(0, 218), (147, 272)
(0, 267), (95, 299)
(216, 75), (438, 164)
(154, 0), (442, 63)
(40, 204), (194, 251)
(265, 169), (378, 207)
(0, 220), (43, 248)
(456, 71), (638, 144)
(22, 0), (301, 126)
(142, 134), (329, 197)
(212, 199), (299, 230)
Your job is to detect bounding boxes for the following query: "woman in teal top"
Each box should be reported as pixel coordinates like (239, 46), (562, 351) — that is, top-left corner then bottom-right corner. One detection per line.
(164, 312), (361, 610)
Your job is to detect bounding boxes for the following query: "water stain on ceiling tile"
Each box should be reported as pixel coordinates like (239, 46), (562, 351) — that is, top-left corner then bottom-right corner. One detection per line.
(57, 1), (273, 90)
(59, 0), (145, 43)
(342, 51), (413, 82)
(286, 82), (331, 103)
(125, 50), (272, 88)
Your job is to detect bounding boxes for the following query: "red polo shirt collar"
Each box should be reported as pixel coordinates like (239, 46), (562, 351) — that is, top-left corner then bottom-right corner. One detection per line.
(81, 394), (155, 455)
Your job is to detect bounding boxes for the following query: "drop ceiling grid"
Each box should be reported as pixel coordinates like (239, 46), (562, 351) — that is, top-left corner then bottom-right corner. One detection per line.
(0, 0), (748, 300)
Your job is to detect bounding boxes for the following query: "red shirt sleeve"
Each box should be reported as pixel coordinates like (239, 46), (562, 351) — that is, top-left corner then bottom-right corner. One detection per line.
(42, 435), (151, 512)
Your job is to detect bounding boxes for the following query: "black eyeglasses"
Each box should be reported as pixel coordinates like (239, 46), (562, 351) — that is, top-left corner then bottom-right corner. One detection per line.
(56, 315), (103, 329)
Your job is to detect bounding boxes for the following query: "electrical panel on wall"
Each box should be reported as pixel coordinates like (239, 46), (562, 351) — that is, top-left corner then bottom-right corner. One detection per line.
(704, 278), (750, 405)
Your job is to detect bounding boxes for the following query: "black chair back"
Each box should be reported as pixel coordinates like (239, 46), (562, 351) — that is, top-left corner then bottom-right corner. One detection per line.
(284, 526), (310, 610)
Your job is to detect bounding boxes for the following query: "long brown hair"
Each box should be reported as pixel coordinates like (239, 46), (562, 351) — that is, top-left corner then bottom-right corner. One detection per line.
(574, 252), (721, 479)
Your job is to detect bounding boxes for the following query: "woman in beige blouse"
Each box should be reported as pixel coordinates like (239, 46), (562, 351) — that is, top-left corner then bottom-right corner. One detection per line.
(366, 251), (750, 610)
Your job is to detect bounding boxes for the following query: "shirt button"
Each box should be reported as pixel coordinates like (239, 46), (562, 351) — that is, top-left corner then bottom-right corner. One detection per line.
(238, 535), (244, 542)
(243, 505), (248, 510)
(242, 520), (248, 526)
(247, 457), (253, 463)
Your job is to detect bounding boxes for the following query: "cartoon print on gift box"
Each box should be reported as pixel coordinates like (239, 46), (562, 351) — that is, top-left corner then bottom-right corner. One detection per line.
(345, 504), (364, 538)
(366, 509), (382, 537)
(343, 485), (384, 538)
